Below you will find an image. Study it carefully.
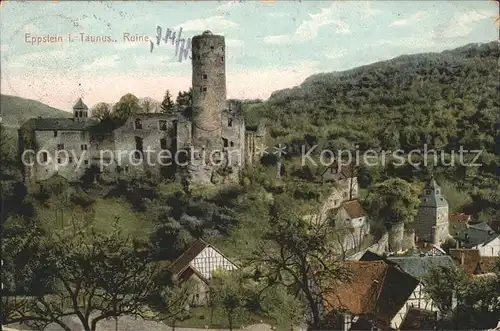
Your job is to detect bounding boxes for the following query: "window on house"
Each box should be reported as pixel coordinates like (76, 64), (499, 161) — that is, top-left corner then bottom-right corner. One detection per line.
(53, 130), (58, 137)
(203, 74), (207, 79)
(41, 152), (48, 162)
(230, 141), (234, 147)
(81, 144), (87, 151)
(203, 87), (207, 92)
(228, 118), (233, 127)
(57, 144), (64, 150)
(159, 120), (167, 130)
(160, 138), (167, 150)
(135, 118), (142, 129)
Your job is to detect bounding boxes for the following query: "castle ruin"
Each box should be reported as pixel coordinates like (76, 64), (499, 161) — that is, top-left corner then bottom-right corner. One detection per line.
(18, 30), (265, 185)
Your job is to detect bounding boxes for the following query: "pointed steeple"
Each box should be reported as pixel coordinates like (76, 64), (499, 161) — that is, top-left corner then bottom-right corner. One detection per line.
(73, 98), (88, 110)
(420, 176), (447, 208)
(73, 98), (89, 121)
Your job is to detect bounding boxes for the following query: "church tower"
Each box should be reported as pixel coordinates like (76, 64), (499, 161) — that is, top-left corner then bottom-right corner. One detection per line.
(415, 177), (450, 245)
(73, 98), (89, 121)
(190, 30), (226, 154)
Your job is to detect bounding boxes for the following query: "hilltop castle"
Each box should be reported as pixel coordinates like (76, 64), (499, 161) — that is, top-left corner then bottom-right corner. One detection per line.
(18, 30), (265, 185)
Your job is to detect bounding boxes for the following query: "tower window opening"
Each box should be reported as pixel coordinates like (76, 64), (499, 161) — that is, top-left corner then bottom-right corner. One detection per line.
(41, 152), (48, 162)
(230, 141), (234, 147)
(210, 46), (214, 50)
(159, 120), (167, 130)
(203, 87), (207, 92)
(53, 130), (58, 137)
(221, 56), (224, 62)
(203, 74), (207, 79)
(160, 138), (167, 150)
(223, 138), (228, 148)
(69, 156), (73, 163)
(135, 118), (142, 129)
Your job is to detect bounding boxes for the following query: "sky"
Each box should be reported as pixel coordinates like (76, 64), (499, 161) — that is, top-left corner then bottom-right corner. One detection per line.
(0, 0), (498, 111)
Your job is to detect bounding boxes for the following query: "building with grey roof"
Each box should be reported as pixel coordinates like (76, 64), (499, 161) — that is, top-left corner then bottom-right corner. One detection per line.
(387, 255), (456, 280)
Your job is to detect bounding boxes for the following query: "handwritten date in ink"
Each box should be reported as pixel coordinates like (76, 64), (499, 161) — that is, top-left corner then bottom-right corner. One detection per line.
(150, 26), (191, 63)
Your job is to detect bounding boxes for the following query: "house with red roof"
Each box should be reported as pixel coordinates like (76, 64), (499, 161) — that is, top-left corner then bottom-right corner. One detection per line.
(321, 260), (440, 330)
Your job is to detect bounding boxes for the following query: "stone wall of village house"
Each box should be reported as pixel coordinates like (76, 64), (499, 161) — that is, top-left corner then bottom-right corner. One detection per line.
(24, 130), (90, 182)
(475, 237), (500, 256)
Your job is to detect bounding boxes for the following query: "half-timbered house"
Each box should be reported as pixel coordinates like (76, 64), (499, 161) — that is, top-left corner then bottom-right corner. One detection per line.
(322, 260), (440, 330)
(168, 239), (238, 305)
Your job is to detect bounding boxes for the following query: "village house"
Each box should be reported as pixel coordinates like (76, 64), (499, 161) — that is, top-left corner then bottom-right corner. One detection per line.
(449, 248), (500, 276)
(167, 239), (238, 306)
(321, 260), (440, 330)
(455, 222), (498, 253)
(448, 212), (472, 236)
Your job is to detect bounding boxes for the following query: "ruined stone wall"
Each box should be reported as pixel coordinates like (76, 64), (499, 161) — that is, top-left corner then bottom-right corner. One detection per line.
(112, 115), (181, 178)
(402, 229), (416, 251)
(191, 32), (225, 151)
(221, 111), (245, 168)
(388, 222), (405, 252)
(27, 130), (90, 182)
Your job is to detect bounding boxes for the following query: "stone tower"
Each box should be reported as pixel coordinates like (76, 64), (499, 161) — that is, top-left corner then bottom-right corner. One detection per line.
(73, 98), (89, 121)
(415, 177), (450, 245)
(191, 30), (226, 154)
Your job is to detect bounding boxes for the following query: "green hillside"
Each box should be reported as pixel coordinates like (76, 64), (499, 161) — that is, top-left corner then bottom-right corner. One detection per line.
(245, 41), (499, 156)
(0, 94), (70, 128)
(244, 41), (499, 221)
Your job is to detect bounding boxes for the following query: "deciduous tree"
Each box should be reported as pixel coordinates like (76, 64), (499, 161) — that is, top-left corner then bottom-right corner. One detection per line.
(1, 220), (162, 331)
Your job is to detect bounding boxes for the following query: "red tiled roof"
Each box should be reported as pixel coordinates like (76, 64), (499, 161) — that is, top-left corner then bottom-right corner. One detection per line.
(449, 249), (481, 275)
(341, 199), (366, 219)
(324, 260), (419, 324)
(475, 257), (500, 274)
(449, 213), (471, 223)
(168, 239), (208, 276)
